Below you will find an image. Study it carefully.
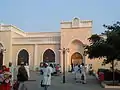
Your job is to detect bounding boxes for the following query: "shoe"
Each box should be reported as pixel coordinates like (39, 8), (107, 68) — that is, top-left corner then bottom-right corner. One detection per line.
(82, 82), (86, 84)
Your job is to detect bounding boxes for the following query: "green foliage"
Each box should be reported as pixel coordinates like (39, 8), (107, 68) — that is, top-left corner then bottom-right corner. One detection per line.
(88, 34), (101, 44)
(87, 21), (120, 64)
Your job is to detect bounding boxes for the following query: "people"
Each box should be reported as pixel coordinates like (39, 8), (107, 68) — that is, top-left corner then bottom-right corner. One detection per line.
(89, 66), (93, 75)
(73, 64), (79, 80)
(49, 64), (54, 75)
(25, 63), (30, 78)
(42, 63), (52, 90)
(81, 63), (87, 84)
(0, 65), (12, 90)
(17, 62), (28, 90)
(9, 62), (14, 87)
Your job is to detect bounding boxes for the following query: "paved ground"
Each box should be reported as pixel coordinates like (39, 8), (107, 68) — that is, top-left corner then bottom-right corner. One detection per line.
(25, 72), (119, 90)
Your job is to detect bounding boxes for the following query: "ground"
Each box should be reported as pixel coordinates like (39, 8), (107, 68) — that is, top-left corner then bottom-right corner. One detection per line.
(25, 72), (119, 90)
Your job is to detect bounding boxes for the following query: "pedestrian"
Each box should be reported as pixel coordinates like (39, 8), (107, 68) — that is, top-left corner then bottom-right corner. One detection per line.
(42, 63), (52, 90)
(81, 63), (86, 84)
(17, 62), (28, 90)
(73, 64), (79, 80)
(9, 62), (14, 87)
(25, 63), (30, 78)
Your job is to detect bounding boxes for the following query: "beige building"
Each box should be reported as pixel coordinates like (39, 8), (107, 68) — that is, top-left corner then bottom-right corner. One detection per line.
(0, 17), (105, 71)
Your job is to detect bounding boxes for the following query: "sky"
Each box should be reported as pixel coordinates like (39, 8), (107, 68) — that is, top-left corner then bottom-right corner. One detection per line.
(0, 0), (120, 34)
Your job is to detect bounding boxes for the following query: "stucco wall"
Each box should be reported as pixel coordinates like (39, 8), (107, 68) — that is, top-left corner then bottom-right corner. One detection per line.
(0, 30), (12, 66)
(36, 44), (60, 66)
(61, 27), (92, 48)
(60, 27), (92, 71)
(12, 31), (25, 38)
(12, 44), (34, 69)
(12, 44), (60, 69)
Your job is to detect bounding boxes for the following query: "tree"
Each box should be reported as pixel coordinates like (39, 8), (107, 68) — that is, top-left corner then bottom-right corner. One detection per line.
(86, 21), (120, 85)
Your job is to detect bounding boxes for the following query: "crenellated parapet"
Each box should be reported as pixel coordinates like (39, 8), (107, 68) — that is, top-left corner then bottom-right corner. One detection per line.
(61, 17), (92, 29)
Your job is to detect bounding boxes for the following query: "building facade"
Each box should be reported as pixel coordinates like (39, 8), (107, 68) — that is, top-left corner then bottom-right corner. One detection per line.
(0, 17), (105, 71)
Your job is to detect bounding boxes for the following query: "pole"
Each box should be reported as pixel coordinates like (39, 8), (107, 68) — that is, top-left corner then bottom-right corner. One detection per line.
(63, 48), (65, 83)
(112, 60), (115, 86)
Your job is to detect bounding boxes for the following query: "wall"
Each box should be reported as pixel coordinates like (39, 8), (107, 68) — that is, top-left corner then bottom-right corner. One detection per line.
(0, 30), (12, 66)
(12, 44), (34, 69)
(60, 27), (92, 71)
(36, 44), (60, 66)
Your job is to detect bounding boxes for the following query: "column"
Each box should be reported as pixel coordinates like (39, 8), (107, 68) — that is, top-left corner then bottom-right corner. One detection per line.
(34, 44), (38, 70)
(83, 54), (86, 64)
(66, 52), (70, 72)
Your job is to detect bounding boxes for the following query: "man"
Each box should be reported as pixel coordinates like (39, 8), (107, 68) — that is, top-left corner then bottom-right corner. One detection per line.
(74, 64), (79, 80)
(25, 63), (30, 78)
(17, 62), (28, 90)
(9, 62), (14, 87)
(42, 63), (52, 90)
(81, 63), (87, 84)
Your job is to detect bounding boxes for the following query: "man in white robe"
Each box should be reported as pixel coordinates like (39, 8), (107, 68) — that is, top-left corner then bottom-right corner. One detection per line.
(43, 63), (52, 90)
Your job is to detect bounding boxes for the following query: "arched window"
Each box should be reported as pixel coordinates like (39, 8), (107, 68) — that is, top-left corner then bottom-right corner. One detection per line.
(0, 43), (4, 66)
(43, 49), (55, 63)
(72, 17), (79, 27)
(17, 49), (29, 65)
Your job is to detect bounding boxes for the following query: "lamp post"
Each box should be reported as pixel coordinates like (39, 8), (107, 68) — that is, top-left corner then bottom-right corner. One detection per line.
(83, 45), (87, 65)
(59, 48), (69, 83)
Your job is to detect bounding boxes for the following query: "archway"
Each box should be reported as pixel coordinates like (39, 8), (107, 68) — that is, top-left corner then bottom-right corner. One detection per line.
(43, 49), (55, 63)
(17, 49), (29, 65)
(0, 43), (4, 66)
(71, 52), (83, 65)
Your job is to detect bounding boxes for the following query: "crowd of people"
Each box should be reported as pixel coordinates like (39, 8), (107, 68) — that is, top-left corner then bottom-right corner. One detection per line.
(0, 62), (30, 90)
(0, 61), (92, 90)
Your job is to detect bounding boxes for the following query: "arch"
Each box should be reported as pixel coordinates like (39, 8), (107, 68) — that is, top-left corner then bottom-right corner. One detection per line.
(67, 39), (84, 48)
(71, 52), (83, 65)
(71, 39), (84, 45)
(0, 43), (4, 66)
(72, 17), (80, 27)
(43, 49), (55, 63)
(17, 49), (29, 65)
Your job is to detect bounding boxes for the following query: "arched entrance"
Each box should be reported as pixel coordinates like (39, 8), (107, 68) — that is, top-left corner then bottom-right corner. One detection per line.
(43, 49), (55, 63)
(0, 43), (4, 66)
(17, 49), (29, 65)
(71, 52), (83, 65)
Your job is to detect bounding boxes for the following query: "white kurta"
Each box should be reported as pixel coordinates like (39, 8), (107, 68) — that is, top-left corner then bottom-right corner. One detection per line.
(25, 66), (30, 78)
(81, 66), (86, 83)
(43, 66), (52, 85)
(74, 65), (80, 79)
(9, 66), (14, 86)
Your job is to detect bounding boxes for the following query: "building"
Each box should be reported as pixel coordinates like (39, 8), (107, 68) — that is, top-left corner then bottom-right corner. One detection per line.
(0, 17), (105, 71)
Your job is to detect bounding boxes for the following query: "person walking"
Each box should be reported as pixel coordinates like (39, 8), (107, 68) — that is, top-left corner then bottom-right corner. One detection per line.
(17, 62), (28, 90)
(81, 63), (87, 84)
(73, 64), (79, 80)
(9, 62), (14, 87)
(25, 63), (30, 78)
(42, 63), (52, 90)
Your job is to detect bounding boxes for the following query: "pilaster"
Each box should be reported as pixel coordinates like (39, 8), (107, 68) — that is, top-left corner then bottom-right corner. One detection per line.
(34, 44), (38, 70)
